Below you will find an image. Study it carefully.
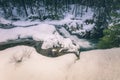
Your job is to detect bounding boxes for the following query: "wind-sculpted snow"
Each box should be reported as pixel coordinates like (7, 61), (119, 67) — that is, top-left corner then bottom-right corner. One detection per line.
(0, 46), (77, 80)
(0, 46), (120, 80)
(67, 48), (120, 80)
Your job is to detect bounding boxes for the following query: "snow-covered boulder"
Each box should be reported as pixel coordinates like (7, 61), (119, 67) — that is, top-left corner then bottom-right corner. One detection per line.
(0, 46), (77, 80)
(67, 48), (120, 80)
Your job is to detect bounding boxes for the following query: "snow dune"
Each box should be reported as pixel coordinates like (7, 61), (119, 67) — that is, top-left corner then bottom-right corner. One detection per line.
(0, 46), (77, 80)
(0, 46), (120, 80)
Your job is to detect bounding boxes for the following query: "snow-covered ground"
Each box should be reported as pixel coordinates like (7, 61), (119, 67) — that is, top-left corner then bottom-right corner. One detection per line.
(0, 23), (79, 51)
(0, 14), (94, 52)
(0, 46), (77, 80)
(0, 46), (120, 80)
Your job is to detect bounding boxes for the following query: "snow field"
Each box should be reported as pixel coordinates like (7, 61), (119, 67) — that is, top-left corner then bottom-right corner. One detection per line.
(0, 46), (77, 80)
(0, 46), (120, 80)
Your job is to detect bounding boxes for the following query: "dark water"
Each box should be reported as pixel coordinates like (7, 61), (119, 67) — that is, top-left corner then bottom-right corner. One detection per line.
(79, 38), (99, 52)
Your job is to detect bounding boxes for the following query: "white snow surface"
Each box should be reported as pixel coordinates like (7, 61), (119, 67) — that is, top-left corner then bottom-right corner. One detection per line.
(0, 46), (77, 80)
(0, 46), (120, 80)
(0, 24), (57, 41)
(67, 48), (120, 80)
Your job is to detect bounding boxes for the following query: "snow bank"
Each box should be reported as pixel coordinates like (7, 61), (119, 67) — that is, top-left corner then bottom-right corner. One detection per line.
(0, 23), (80, 51)
(0, 46), (120, 80)
(67, 48), (120, 80)
(0, 46), (77, 80)
(0, 24), (56, 42)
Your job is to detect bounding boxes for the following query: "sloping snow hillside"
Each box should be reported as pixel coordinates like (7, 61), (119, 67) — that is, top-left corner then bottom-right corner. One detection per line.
(0, 46), (120, 80)
(0, 46), (77, 80)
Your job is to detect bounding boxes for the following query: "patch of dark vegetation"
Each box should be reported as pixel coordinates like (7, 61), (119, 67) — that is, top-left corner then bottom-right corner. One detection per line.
(27, 14), (61, 21)
(11, 17), (20, 21)
(36, 47), (61, 57)
(97, 24), (120, 49)
(36, 47), (75, 57)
